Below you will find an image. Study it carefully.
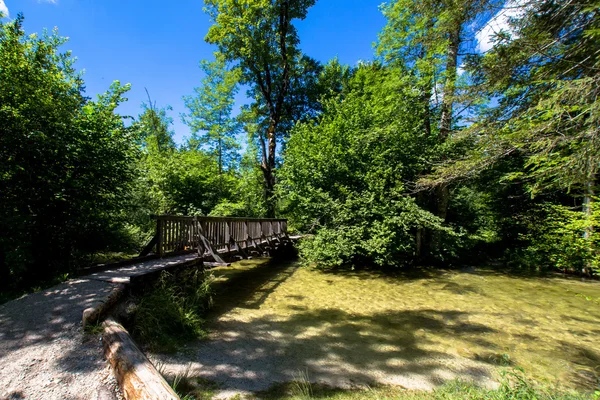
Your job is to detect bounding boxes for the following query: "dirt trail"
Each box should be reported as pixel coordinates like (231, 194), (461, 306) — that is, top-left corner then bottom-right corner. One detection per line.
(0, 253), (200, 400)
(0, 279), (121, 400)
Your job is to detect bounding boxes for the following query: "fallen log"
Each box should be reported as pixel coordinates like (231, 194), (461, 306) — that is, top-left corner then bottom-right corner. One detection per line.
(102, 317), (179, 400)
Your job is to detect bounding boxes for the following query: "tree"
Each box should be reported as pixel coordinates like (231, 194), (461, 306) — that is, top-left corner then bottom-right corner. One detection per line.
(421, 0), (600, 273)
(133, 102), (235, 218)
(137, 91), (177, 154)
(377, 0), (498, 254)
(0, 15), (138, 285)
(204, 0), (316, 216)
(210, 129), (269, 218)
(279, 64), (445, 268)
(182, 53), (241, 174)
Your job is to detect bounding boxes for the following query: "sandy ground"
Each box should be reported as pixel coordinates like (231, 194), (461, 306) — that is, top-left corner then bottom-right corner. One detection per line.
(0, 278), (123, 400)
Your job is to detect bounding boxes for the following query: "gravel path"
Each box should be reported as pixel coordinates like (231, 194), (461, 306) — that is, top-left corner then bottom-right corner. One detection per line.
(0, 253), (201, 400)
(0, 278), (122, 400)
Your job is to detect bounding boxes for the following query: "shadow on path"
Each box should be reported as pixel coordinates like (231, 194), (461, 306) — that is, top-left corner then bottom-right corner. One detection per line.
(0, 279), (119, 399)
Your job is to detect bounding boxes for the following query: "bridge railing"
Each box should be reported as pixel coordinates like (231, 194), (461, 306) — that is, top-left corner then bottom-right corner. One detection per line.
(140, 215), (288, 260)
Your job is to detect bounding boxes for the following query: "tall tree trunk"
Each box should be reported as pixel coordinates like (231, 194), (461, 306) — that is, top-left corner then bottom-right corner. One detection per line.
(415, 80), (432, 259)
(260, 121), (277, 218)
(439, 24), (460, 142)
(254, 2), (291, 219)
(218, 111), (223, 175)
(430, 21), (461, 254)
(218, 136), (222, 175)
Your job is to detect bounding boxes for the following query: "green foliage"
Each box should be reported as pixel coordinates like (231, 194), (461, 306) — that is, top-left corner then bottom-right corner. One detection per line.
(517, 200), (600, 274)
(414, 0), (599, 271)
(131, 103), (240, 221)
(430, 0), (599, 190)
(0, 15), (138, 286)
(182, 53), (241, 173)
(169, 373), (220, 400)
(84, 320), (105, 335)
(439, 185), (502, 262)
(132, 268), (214, 353)
(280, 64), (447, 268)
(136, 100), (176, 153)
(204, 0), (315, 90)
(204, 0), (317, 216)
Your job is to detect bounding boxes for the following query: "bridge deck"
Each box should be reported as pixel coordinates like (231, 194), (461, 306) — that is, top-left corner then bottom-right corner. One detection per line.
(83, 253), (201, 284)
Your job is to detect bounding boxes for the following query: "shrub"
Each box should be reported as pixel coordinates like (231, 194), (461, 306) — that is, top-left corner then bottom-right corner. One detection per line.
(133, 267), (214, 352)
(518, 201), (599, 275)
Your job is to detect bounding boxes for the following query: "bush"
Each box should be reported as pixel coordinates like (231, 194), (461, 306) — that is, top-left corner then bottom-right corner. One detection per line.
(517, 201), (599, 275)
(279, 65), (447, 269)
(0, 16), (138, 287)
(132, 268), (214, 352)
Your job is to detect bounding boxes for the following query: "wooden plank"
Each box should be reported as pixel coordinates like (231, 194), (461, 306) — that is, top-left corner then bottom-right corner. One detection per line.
(229, 237), (249, 259)
(197, 226), (228, 265)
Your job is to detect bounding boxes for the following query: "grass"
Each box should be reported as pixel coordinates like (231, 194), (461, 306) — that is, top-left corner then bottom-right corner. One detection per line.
(170, 368), (596, 399)
(255, 370), (595, 399)
(164, 366), (221, 400)
(131, 267), (214, 352)
(83, 320), (105, 335)
(85, 251), (140, 266)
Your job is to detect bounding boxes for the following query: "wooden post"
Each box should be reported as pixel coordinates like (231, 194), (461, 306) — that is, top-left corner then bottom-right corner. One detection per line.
(245, 221), (250, 250)
(225, 221), (231, 252)
(156, 218), (163, 257)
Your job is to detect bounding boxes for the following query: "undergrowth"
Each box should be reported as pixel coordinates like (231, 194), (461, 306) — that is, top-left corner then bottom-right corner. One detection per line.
(254, 369), (593, 400)
(132, 267), (214, 352)
(171, 368), (597, 400)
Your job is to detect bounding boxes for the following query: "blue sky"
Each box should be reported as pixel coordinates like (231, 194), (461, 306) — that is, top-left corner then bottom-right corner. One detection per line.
(2, 0), (386, 144)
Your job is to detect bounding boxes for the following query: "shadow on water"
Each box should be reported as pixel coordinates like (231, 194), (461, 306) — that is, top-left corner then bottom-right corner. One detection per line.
(156, 258), (600, 393)
(558, 341), (600, 388)
(174, 307), (498, 392)
(209, 258), (300, 317)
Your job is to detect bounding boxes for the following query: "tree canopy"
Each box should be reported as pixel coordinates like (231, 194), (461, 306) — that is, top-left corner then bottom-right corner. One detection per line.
(1, 0), (599, 290)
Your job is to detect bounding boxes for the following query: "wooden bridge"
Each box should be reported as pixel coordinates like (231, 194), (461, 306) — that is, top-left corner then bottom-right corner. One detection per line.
(139, 215), (293, 266)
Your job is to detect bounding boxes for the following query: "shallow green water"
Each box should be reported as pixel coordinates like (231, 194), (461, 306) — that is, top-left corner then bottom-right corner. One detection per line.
(206, 260), (600, 391)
